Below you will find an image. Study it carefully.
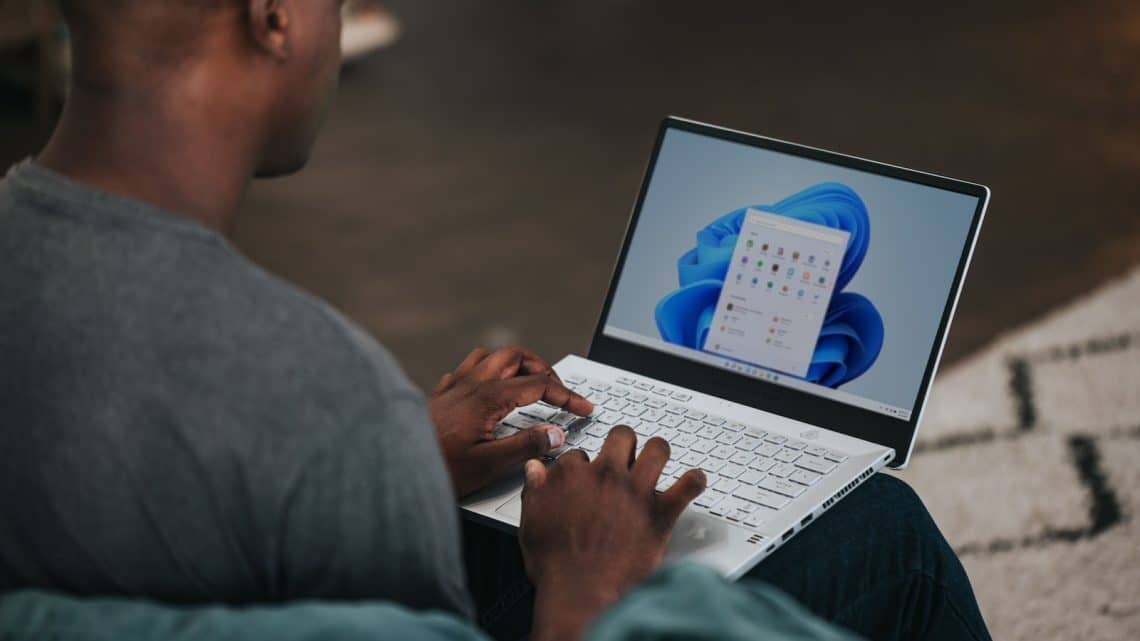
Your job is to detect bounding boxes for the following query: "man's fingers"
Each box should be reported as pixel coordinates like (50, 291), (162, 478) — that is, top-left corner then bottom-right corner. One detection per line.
(453, 347), (490, 380)
(522, 459), (548, 494)
(595, 425), (637, 470)
(631, 437), (671, 491)
(484, 374), (593, 418)
(657, 469), (707, 528)
(432, 372), (454, 395)
(476, 424), (565, 474)
(471, 345), (551, 382)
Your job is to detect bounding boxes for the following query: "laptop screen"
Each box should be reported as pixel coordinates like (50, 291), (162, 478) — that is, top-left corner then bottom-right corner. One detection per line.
(600, 125), (982, 421)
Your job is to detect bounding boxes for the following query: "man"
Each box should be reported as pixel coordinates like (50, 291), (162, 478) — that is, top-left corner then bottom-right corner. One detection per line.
(0, 2), (992, 640)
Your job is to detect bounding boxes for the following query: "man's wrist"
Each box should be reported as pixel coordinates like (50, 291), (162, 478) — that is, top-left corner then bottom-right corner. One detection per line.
(531, 572), (623, 641)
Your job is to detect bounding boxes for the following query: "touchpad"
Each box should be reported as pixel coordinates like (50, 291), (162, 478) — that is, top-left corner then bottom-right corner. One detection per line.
(495, 496), (523, 521)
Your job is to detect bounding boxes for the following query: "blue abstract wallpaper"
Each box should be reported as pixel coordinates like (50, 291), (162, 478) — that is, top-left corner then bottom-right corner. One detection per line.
(654, 183), (884, 388)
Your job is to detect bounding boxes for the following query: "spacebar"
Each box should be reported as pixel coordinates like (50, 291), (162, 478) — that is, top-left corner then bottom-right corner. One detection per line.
(732, 486), (790, 510)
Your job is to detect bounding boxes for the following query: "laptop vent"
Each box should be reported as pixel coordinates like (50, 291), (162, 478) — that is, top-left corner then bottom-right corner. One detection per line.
(746, 533), (764, 546)
(820, 467), (877, 511)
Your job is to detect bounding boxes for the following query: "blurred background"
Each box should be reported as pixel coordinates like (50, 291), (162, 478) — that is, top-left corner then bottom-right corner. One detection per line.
(2, 1), (1138, 639)
(2, 0), (1137, 389)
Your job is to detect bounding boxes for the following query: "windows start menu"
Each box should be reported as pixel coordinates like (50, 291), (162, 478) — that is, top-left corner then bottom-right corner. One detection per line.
(705, 210), (849, 377)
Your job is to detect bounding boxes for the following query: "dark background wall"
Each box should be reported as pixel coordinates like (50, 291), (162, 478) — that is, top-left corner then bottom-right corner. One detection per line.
(3, 0), (1138, 389)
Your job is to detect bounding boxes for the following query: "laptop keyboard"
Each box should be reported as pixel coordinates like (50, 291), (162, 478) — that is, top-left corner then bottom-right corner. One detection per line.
(493, 374), (850, 532)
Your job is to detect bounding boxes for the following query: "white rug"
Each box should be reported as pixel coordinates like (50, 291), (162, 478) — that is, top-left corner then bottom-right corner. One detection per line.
(894, 267), (1140, 641)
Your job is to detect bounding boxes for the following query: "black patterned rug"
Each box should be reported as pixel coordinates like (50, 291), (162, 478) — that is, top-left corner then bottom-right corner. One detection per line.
(895, 267), (1140, 640)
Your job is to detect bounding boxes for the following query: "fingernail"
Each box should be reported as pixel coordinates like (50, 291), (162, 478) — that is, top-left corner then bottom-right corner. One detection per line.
(547, 427), (565, 448)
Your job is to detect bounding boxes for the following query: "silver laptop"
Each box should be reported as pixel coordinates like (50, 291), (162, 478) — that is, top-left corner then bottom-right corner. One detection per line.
(462, 117), (989, 579)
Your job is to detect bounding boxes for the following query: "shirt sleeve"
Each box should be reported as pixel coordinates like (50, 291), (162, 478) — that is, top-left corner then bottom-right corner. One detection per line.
(0, 590), (486, 641)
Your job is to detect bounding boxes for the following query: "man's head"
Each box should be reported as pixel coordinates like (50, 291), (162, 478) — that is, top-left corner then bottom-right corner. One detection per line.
(58, 0), (345, 177)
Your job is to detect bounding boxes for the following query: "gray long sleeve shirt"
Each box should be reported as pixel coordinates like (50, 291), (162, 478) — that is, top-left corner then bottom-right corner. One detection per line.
(0, 161), (472, 617)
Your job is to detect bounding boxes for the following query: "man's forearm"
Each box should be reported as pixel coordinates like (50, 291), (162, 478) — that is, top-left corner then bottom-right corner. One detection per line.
(530, 575), (621, 641)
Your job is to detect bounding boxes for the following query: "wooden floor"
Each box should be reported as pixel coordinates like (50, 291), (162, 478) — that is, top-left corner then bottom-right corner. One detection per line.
(3, 0), (1138, 390)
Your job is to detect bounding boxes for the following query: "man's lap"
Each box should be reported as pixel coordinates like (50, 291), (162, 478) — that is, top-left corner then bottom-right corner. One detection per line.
(462, 474), (991, 641)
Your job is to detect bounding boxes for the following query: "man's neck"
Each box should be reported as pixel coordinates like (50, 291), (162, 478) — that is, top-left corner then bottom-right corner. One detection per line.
(37, 80), (260, 234)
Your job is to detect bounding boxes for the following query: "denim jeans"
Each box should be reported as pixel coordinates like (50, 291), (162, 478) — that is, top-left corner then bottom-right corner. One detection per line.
(462, 474), (992, 641)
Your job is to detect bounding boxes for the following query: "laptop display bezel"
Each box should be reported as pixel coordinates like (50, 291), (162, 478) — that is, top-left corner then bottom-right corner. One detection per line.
(587, 116), (989, 468)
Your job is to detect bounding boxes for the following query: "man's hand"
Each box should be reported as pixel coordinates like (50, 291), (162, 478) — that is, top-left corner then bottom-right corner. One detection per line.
(428, 346), (594, 497)
(519, 426), (707, 641)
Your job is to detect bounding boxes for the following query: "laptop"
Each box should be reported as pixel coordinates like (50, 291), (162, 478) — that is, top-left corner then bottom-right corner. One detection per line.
(462, 116), (989, 579)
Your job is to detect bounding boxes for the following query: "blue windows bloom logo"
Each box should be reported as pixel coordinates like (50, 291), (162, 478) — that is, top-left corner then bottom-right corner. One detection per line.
(654, 183), (884, 388)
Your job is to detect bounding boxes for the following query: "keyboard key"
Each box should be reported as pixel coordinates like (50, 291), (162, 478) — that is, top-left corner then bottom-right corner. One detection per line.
(738, 469), (765, 485)
(697, 426), (723, 441)
(718, 462), (745, 479)
(677, 419), (703, 434)
(643, 408), (667, 422)
(745, 428), (768, 440)
(616, 376), (636, 385)
(733, 486), (790, 510)
(645, 398), (667, 409)
(694, 491), (723, 509)
(748, 457), (777, 473)
(549, 411), (582, 427)
(785, 439), (808, 451)
(657, 427), (679, 442)
(665, 404), (687, 415)
(735, 437), (762, 451)
(597, 410), (622, 424)
(755, 443), (781, 458)
(607, 388), (629, 398)
(764, 434), (788, 445)
(663, 460), (680, 476)
(566, 374), (586, 385)
(824, 450), (849, 463)
(656, 476), (675, 493)
(629, 392), (649, 403)
(582, 436), (604, 452)
(710, 445), (736, 460)
(521, 405), (560, 421)
(652, 386), (671, 396)
(634, 382), (654, 391)
(716, 432), (741, 446)
(769, 463), (796, 478)
(671, 391), (693, 402)
(789, 469), (821, 487)
(700, 458), (726, 474)
(759, 476), (806, 498)
(743, 513), (767, 529)
(703, 416), (726, 426)
(493, 424), (519, 439)
(729, 451), (755, 466)
(805, 445), (830, 458)
(723, 422), (746, 432)
(711, 477), (740, 495)
(585, 422), (610, 437)
(674, 434), (698, 449)
(797, 456), (837, 475)
(633, 422), (659, 437)
(774, 449), (801, 464)
(589, 381), (612, 392)
(680, 452), (705, 467)
(659, 414), (683, 428)
(690, 440), (715, 454)
(621, 405), (647, 418)
(684, 410), (707, 421)
(501, 413), (545, 429)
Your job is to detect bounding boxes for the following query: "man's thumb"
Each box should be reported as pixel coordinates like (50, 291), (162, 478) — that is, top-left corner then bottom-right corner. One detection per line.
(488, 424), (564, 467)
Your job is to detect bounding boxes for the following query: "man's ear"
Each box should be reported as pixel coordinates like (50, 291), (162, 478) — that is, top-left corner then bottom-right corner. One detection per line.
(247, 0), (291, 61)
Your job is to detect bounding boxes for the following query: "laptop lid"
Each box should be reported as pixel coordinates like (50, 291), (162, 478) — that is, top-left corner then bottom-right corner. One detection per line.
(588, 117), (989, 468)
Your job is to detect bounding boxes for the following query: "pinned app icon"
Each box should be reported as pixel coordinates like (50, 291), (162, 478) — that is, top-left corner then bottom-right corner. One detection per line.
(818, 276), (826, 285)
(741, 256), (749, 265)
(746, 240), (754, 249)
(797, 289), (805, 298)
(802, 272), (810, 281)
(792, 251), (800, 261)
(787, 268), (796, 277)
(762, 243), (769, 252)
(767, 281), (774, 289)
(781, 285), (789, 293)
(736, 273), (743, 281)
(777, 247), (785, 256)
(808, 255), (816, 264)
(772, 264), (780, 273)
(751, 277), (759, 285)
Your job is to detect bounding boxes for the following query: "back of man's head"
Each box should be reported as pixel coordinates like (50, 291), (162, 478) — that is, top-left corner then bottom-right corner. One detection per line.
(56, 0), (345, 177)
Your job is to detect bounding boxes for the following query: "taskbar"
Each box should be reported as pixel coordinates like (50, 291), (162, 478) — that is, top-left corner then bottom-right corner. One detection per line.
(602, 326), (912, 421)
